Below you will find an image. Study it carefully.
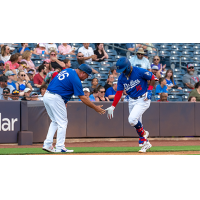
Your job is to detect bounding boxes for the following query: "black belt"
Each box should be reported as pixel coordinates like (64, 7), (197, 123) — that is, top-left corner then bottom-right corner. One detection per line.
(46, 90), (56, 95)
(130, 93), (146, 100)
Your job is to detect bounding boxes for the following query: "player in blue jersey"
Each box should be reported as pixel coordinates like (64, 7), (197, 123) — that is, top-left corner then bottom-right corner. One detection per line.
(42, 64), (105, 153)
(105, 57), (155, 153)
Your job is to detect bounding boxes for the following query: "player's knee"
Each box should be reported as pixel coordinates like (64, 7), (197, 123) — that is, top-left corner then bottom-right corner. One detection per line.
(128, 116), (138, 127)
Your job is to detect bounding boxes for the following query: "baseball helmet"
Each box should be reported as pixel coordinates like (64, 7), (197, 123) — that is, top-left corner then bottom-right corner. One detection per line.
(78, 64), (92, 76)
(116, 57), (131, 76)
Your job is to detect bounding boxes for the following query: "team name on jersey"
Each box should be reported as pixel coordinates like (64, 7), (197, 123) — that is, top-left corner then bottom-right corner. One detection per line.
(123, 79), (140, 91)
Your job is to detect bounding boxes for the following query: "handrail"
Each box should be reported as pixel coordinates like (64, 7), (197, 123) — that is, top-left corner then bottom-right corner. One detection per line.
(179, 55), (200, 69)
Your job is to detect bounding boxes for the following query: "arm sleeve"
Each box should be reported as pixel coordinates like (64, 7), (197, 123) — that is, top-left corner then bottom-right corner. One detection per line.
(112, 90), (123, 107)
(117, 78), (124, 91)
(139, 68), (153, 80)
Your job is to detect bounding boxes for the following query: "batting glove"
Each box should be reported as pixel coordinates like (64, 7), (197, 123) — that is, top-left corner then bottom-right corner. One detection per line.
(144, 90), (152, 101)
(105, 106), (115, 119)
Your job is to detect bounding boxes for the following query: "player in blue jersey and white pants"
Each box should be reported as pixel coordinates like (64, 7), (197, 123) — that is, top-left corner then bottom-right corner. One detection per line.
(105, 57), (155, 153)
(42, 64), (105, 153)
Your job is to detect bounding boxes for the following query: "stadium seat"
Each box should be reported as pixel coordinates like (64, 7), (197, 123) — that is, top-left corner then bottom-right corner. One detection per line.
(159, 51), (171, 57)
(63, 54), (77, 61)
(170, 51), (182, 56)
(147, 50), (157, 57)
(182, 95), (189, 101)
(86, 61), (101, 69)
(89, 43), (95, 49)
(159, 45), (171, 51)
(81, 81), (90, 88)
(168, 95), (182, 101)
(106, 49), (117, 56)
(70, 95), (79, 101)
(193, 50), (200, 55)
(154, 95), (160, 101)
(99, 68), (110, 74)
(181, 45), (193, 51)
(104, 56), (116, 62)
(31, 54), (40, 60)
(168, 89), (184, 96)
(171, 45), (182, 51)
(57, 55), (65, 60)
(181, 51), (193, 57)
(174, 68), (185, 75)
(33, 60), (43, 67)
(115, 55), (124, 60)
(182, 88), (192, 94)
(100, 62), (113, 69)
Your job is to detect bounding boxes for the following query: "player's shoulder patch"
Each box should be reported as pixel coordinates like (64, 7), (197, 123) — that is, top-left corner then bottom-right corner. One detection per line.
(144, 71), (151, 76)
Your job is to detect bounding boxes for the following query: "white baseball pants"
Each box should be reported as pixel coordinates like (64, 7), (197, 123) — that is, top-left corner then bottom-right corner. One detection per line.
(128, 97), (151, 126)
(43, 92), (68, 151)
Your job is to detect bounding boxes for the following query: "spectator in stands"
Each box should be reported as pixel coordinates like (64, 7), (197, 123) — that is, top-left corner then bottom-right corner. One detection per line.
(0, 45), (11, 62)
(10, 89), (20, 101)
(5, 71), (16, 93)
(129, 48), (151, 70)
(165, 69), (182, 90)
(49, 50), (65, 70)
(143, 43), (156, 51)
(27, 70), (34, 81)
(89, 88), (99, 101)
(105, 81), (117, 101)
(188, 81), (200, 101)
(182, 64), (200, 89)
(155, 78), (168, 95)
(16, 61), (28, 74)
(33, 65), (47, 88)
(109, 65), (119, 78)
(78, 43), (97, 62)
(104, 74), (114, 91)
(16, 53), (22, 63)
(0, 88), (12, 100)
(38, 84), (47, 101)
(5, 53), (20, 70)
(21, 88), (32, 101)
(42, 59), (53, 73)
(58, 43), (75, 55)
(43, 68), (61, 86)
(95, 86), (109, 101)
(83, 88), (95, 101)
(151, 56), (166, 75)
(126, 43), (141, 52)
(94, 43), (108, 62)
(0, 76), (13, 96)
(121, 89), (129, 102)
(143, 50), (148, 59)
(63, 59), (71, 69)
(16, 70), (32, 95)
(21, 50), (36, 72)
(45, 43), (58, 53)
(33, 43), (48, 55)
(151, 66), (161, 80)
(19, 43), (30, 54)
(157, 93), (168, 102)
(89, 78), (99, 94)
(188, 96), (196, 102)
(30, 92), (40, 101)
(0, 61), (4, 76)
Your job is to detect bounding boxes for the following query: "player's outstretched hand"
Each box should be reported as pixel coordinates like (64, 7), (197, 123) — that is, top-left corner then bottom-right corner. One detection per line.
(95, 105), (106, 115)
(105, 106), (115, 119)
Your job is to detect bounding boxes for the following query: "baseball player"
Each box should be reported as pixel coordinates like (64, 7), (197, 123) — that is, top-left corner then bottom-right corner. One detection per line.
(42, 64), (105, 153)
(105, 57), (155, 153)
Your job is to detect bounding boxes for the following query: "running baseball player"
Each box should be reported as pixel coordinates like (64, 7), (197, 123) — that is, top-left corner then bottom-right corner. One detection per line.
(105, 57), (155, 153)
(42, 64), (105, 153)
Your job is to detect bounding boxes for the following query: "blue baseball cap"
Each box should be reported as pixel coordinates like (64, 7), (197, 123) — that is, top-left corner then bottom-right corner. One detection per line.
(78, 64), (92, 76)
(0, 60), (4, 65)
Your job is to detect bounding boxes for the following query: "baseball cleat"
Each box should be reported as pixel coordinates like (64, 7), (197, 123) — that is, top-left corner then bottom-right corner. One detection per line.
(139, 131), (149, 147)
(138, 142), (152, 153)
(56, 147), (74, 153)
(42, 145), (56, 153)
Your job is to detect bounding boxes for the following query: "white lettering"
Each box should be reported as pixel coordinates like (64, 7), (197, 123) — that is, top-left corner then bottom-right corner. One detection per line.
(12, 118), (18, 131)
(2, 118), (10, 131)
(123, 79), (140, 91)
(0, 113), (18, 131)
(58, 71), (69, 81)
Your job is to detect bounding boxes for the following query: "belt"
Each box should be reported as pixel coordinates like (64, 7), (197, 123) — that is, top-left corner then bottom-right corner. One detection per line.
(46, 90), (56, 95)
(130, 93), (146, 100)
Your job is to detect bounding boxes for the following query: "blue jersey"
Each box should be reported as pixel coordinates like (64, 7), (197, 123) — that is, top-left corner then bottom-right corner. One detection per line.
(47, 68), (84, 103)
(105, 87), (116, 101)
(117, 67), (153, 98)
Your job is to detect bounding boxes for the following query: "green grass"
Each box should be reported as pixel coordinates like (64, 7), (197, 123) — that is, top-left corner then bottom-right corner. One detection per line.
(0, 146), (200, 155)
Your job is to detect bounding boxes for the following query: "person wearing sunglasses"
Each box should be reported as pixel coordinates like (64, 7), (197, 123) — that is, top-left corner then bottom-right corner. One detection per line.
(21, 50), (36, 73)
(182, 64), (200, 89)
(0, 76), (13, 97)
(49, 50), (65, 71)
(151, 56), (166, 75)
(105, 81), (118, 101)
(0, 60), (5, 76)
(0, 87), (12, 100)
(95, 86), (109, 102)
(10, 89), (20, 101)
(18, 43), (30, 54)
(0, 45), (11, 63)
(78, 43), (97, 62)
(129, 48), (151, 71)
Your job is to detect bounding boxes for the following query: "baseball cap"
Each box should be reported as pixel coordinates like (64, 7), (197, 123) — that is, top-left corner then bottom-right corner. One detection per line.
(12, 90), (19, 95)
(78, 64), (92, 76)
(0, 60), (4, 65)
(27, 71), (34, 75)
(3, 87), (10, 93)
(83, 88), (90, 93)
(110, 65), (117, 71)
(39, 43), (45, 47)
(152, 66), (159, 70)
(187, 63), (194, 68)
(30, 92), (38, 97)
(0, 76), (8, 82)
(24, 88), (31, 93)
(5, 70), (15, 76)
(144, 50), (148, 56)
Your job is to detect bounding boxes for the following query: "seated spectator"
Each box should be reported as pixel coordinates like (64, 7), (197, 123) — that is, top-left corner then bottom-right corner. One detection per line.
(89, 88), (99, 101)
(94, 43), (108, 62)
(19, 43), (30, 54)
(49, 50), (65, 70)
(27, 70), (34, 81)
(157, 93), (168, 102)
(155, 78), (168, 95)
(109, 65), (119, 78)
(104, 74), (114, 91)
(188, 96), (196, 102)
(0, 45), (11, 62)
(43, 68), (61, 86)
(89, 78), (99, 94)
(45, 43), (58, 53)
(83, 88), (95, 101)
(0, 61), (4, 76)
(0, 88), (12, 100)
(43, 59), (53, 73)
(143, 50), (148, 59)
(33, 43), (48, 55)
(63, 59), (71, 69)
(165, 69), (182, 90)
(143, 43), (156, 51)
(188, 81), (200, 101)
(129, 48), (151, 70)
(78, 43), (97, 62)
(30, 92), (40, 101)
(16, 71), (32, 95)
(33, 65), (47, 88)
(16, 61), (28, 74)
(5, 71), (16, 93)
(21, 88), (32, 101)
(121, 89), (129, 102)
(151, 66), (161, 80)
(10, 89), (20, 101)
(126, 43), (141, 52)
(0, 76), (13, 96)
(5, 53), (21, 70)
(105, 81), (117, 101)
(58, 43), (75, 55)
(38, 84), (47, 101)
(95, 86), (109, 101)
(21, 50), (36, 72)
(182, 64), (200, 89)
(151, 56), (166, 75)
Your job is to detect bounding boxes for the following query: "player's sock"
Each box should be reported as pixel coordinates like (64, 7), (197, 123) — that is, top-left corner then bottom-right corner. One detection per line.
(134, 121), (145, 137)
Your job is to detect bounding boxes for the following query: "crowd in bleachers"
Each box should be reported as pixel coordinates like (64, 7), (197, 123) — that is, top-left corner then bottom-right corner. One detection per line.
(0, 43), (200, 102)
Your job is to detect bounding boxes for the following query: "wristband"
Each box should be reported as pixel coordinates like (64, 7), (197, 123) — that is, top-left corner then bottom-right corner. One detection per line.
(148, 85), (154, 91)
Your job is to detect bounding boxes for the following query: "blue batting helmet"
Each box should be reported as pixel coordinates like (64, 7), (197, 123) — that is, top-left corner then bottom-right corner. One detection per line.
(116, 57), (131, 76)
(78, 64), (92, 76)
